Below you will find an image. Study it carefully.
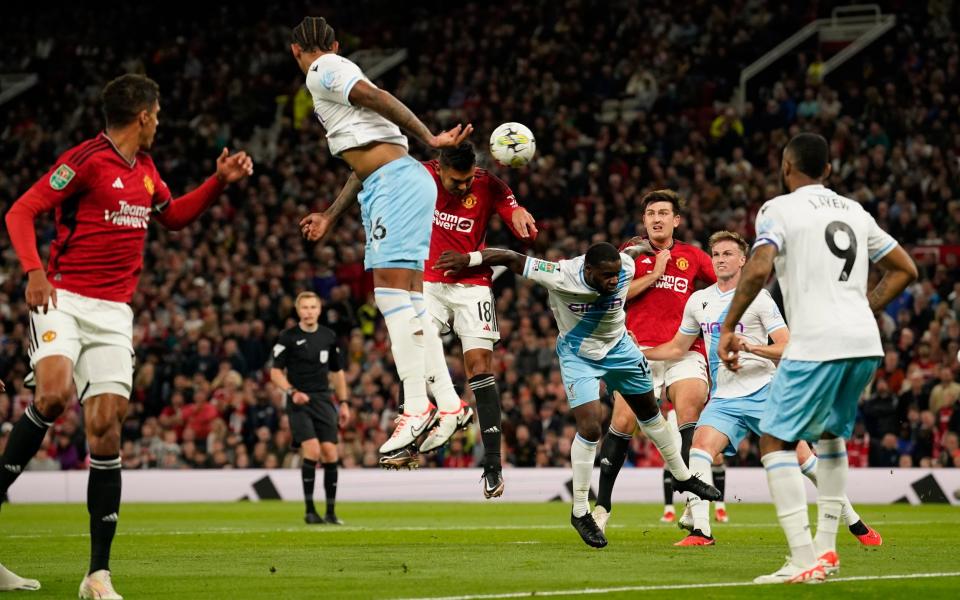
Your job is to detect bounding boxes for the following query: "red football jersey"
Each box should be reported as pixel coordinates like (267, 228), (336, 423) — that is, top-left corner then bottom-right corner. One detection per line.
(14, 133), (171, 302)
(620, 238), (717, 352)
(422, 160), (522, 286)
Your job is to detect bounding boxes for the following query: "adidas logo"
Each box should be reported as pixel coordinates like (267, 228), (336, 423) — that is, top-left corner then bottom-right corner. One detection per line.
(641, 257), (652, 264)
(3, 464), (22, 474)
(112, 177), (124, 189)
(102, 512), (119, 522)
(600, 458), (612, 466)
(483, 426), (500, 434)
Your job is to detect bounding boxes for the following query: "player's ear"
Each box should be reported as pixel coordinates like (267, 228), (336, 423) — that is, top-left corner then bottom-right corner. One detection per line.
(290, 43), (300, 59)
(822, 162), (832, 180)
(331, 40), (340, 54)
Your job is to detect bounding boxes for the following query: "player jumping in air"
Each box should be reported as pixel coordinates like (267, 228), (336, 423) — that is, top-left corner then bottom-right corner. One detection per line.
(436, 242), (720, 548)
(718, 133), (916, 583)
(1, 74), (253, 599)
(291, 16), (473, 463)
(643, 231), (882, 548)
(595, 189), (718, 530)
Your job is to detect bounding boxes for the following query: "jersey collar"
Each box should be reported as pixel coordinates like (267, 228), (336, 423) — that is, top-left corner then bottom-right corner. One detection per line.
(101, 132), (137, 169)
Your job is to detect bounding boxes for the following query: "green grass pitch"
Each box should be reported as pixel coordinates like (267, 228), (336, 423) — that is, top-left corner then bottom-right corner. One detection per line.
(2, 502), (958, 599)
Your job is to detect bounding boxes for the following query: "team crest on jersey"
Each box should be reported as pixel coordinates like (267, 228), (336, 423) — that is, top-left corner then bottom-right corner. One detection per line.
(143, 175), (155, 195)
(676, 257), (689, 271)
(49, 164), (76, 190)
(42, 331), (57, 343)
(461, 193), (477, 209)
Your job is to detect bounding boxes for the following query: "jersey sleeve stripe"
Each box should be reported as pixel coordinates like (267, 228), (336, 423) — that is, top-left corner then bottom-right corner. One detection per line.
(766, 322), (787, 333)
(522, 257), (532, 278)
(679, 325), (700, 334)
(869, 240), (897, 263)
(752, 237), (780, 251)
(342, 76), (361, 104)
(68, 139), (109, 167)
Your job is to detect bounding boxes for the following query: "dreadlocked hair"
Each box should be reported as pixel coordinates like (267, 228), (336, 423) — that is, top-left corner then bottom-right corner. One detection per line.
(292, 17), (336, 52)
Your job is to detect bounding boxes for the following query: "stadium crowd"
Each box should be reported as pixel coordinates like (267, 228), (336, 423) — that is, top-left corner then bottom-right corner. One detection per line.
(1, 1), (959, 473)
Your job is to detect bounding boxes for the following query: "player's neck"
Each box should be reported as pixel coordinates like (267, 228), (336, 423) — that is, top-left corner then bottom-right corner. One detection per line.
(649, 237), (674, 251)
(717, 274), (740, 293)
(104, 128), (140, 164)
(299, 321), (319, 332)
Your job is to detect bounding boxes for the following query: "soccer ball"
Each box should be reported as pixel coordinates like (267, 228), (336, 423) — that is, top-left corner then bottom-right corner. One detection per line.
(489, 122), (536, 168)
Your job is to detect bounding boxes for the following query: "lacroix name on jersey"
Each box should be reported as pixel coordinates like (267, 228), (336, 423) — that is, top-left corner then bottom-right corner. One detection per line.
(654, 274), (689, 293)
(434, 210), (474, 232)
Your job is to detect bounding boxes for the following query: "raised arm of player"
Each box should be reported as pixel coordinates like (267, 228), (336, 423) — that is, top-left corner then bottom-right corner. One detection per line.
(348, 80), (473, 149)
(154, 148), (253, 230)
(718, 244), (776, 371)
(434, 248), (528, 277)
(621, 240), (656, 260)
(489, 174), (538, 240)
(300, 172), (362, 242)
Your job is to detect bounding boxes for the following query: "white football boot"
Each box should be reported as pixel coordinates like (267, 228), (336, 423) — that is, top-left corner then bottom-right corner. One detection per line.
(379, 408), (435, 454)
(0, 563), (40, 591)
(753, 558), (826, 584)
(592, 505), (610, 534)
(79, 570), (122, 599)
(419, 401), (473, 452)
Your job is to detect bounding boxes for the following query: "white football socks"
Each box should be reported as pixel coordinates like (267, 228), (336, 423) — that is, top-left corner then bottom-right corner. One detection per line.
(800, 453), (861, 528)
(571, 434), (598, 518)
(762, 451), (816, 568)
(374, 288), (428, 415)
(689, 448), (714, 537)
(638, 413), (691, 481)
(812, 438), (848, 555)
(410, 292), (460, 413)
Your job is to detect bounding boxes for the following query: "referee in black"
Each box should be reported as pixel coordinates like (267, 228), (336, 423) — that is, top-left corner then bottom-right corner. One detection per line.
(270, 292), (350, 524)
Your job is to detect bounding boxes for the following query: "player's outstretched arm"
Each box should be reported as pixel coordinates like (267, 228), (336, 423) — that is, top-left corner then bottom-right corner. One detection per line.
(300, 173), (362, 242)
(155, 148), (253, 230)
(434, 248), (527, 276)
(719, 244), (776, 371)
(621, 240), (656, 260)
(867, 245), (918, 313)
(742, 327), (790, 361)
(348, 80), (472, 148)
(642, 331), (698, 362)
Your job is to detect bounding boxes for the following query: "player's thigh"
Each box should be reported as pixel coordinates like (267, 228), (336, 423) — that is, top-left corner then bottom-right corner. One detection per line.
(761, 360), (846, 443)
(636, 346), (667, 399)
(696, 401), (750, 457)
(423, 282), (455, 334)
(360, 157), (435, 271)
(27, 304), (82, 403)
(559, 349), (603, 413)
(570, 399), (603, 440)
(450, 284), (500, 344)
(610, 391), (637, 434)
(666, 354), (709, 423)
(825, 357), (881, 439)
(72, 294), (135, 403)
(604, 336), (654, 402)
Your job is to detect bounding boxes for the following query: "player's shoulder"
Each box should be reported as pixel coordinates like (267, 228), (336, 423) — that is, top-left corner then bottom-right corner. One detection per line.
(59, 133), (111, 168)
(687, 285), (714, 304)
(619, 235), (647, 252)
(316, 325), (337, 340)
(673, 240), (710, 260)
